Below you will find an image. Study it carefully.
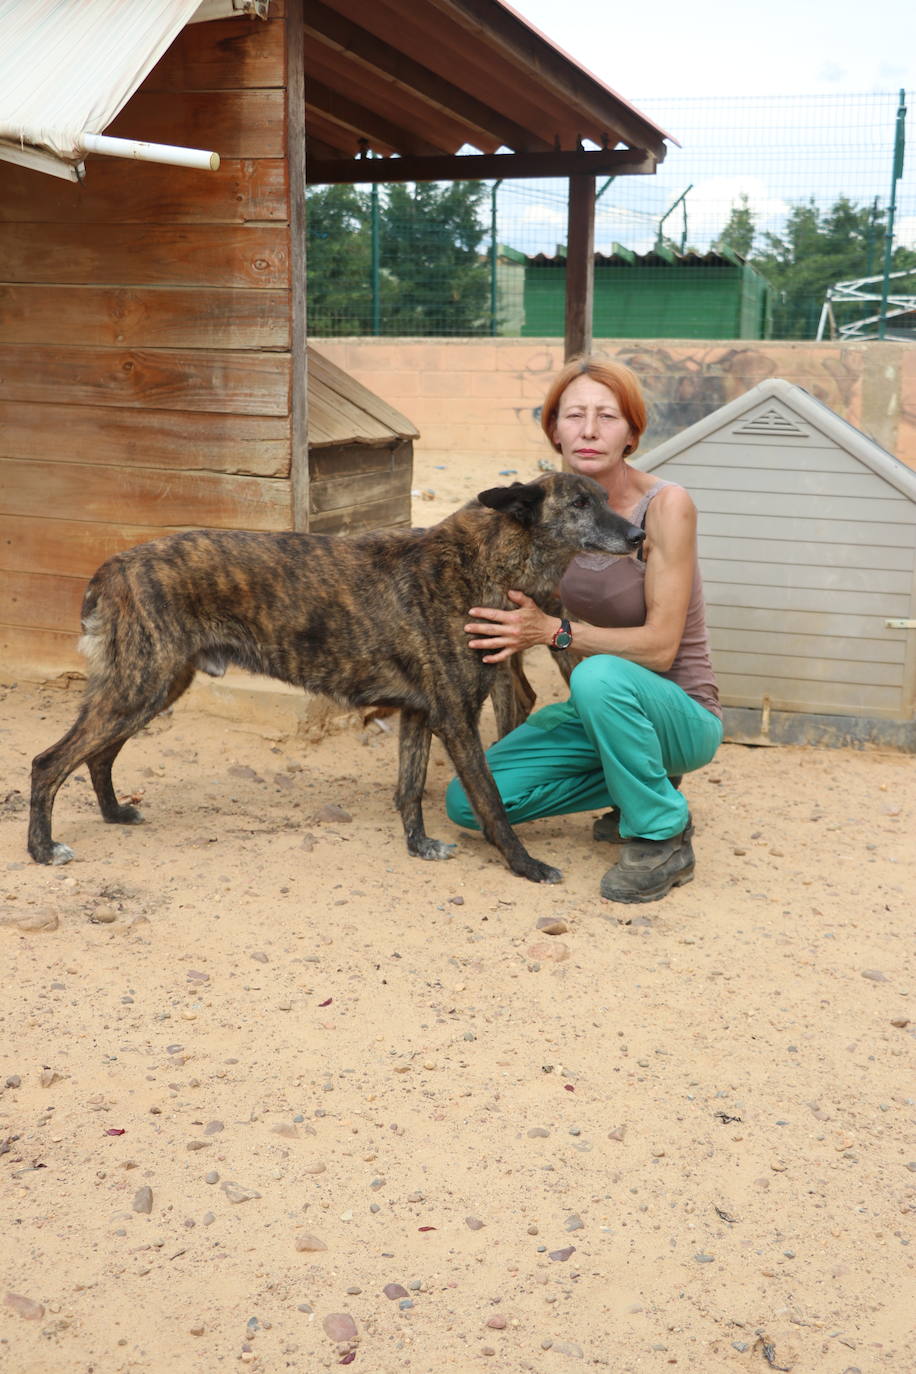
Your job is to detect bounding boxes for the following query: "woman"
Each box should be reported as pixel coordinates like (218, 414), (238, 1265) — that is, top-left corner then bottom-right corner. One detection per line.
(445, 356), (723, 904)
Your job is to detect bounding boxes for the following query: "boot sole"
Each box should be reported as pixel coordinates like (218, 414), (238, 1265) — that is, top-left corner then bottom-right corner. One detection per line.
(600, 863), (695, 904)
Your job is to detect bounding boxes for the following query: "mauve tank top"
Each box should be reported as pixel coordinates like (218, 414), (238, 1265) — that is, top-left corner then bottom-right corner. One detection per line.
(559, 480), (721, 718)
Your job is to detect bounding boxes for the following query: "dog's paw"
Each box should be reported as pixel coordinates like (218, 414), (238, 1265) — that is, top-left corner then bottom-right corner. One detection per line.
(518, 858), (562, 884)
(409, 837), (457, 861)
(104, 804), (144, 826)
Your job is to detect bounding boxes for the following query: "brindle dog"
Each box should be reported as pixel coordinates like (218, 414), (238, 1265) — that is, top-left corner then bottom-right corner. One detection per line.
(28, 473), (643, 882)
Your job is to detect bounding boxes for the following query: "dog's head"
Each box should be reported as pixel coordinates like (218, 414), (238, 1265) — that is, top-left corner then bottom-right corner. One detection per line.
(477, 473), (644, 557)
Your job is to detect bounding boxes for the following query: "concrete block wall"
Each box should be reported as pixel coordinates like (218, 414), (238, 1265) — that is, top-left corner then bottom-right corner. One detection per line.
(315, 338), (916, 473)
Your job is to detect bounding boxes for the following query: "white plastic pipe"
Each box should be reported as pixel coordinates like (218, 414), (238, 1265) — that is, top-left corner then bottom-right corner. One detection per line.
(78, 132), (219, 171)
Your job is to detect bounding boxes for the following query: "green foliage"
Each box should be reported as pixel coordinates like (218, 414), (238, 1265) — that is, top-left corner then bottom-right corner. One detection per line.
(306, 181), (490, 336)
(750, 195), (916, 338)
(716, 193), (756, 258)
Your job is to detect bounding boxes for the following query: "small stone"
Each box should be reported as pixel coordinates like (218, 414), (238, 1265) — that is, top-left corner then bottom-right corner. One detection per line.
(201, 1212), (216, 1226)
(4, 1292), (45, 1320)
(527, 1224), (539, 1235)
(322, 1312), (357, 1342)
(552, 1341), (583, 1358)
(608, 1124), (627, 1142)
(527, 1127), (550, 1138)
(526, 940), (569, 963)
(221, 1182), (261, 1204)
(905, 1162), (916, 1173)
(132, 1186), (153, 1214)
(186, 1140), (210, 1151)
(695, 1252), (715, 1263)
(203, 1120), (224, 1135)
(486, 1314), (507, 1330)
(465, 1216), (485, 1230)
(295, 1233), (328, 1252)
(204, 1171), (219, 1185)
(303, 1160), (327, 1174)
(39, 1069), (62, 1088)
(548, 1245), (575, 1261)
(564, 1213), (584, 1232)
(536, 917), (569, 935)
(250, 951), (269, 964)
(91, 904), (118, 924)
(861, 969), (888, 982)
(481, 1346), (496, 1357)
(890, 1018), (910, 1029)
(271, 1123), (299, 1138)
(399, 1298), (414, 1310)
(383, 1284), (408, 1300)
(314, 804), (352, 824)
(189, 1322), (205, 1336)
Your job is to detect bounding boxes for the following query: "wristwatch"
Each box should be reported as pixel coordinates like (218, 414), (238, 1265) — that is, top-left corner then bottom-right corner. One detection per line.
(549, 617), (573, 651)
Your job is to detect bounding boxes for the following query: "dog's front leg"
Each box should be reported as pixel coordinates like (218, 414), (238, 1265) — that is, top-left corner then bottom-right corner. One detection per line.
(440, 721), (562, 885)
(396, 709), (456, 861)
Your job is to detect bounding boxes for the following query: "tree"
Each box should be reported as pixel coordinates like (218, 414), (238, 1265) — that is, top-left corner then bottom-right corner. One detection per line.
(379, 181), (490, 335)
(752, 195), (916, 338)
(716, 193), (756, 258)
(306, 184), (373, 335)
(306, 180), (491, 337)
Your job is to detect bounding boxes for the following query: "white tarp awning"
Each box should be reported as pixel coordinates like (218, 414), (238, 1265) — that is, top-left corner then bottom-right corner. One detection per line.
(0, 0), (261, 181)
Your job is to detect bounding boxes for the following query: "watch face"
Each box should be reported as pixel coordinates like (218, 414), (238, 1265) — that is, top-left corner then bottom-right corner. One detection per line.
(554, 630), (572, 649)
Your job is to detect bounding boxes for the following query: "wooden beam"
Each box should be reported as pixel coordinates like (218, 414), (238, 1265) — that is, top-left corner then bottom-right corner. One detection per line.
(303, 0), (547, 153)
(306, 77), (448, 157)
(288, 0), (309, 531)
(307, 147), (658, 184)
(565, 175), (595, 361)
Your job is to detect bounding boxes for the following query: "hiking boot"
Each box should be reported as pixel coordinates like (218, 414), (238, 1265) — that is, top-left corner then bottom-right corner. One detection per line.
(599, 820), (695, 904)
(592, 776), (684, 844)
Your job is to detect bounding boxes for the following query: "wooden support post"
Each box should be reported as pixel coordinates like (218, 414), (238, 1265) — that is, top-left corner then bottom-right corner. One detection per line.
(286, 0), (309, 530)
(564, 174), (595, 361)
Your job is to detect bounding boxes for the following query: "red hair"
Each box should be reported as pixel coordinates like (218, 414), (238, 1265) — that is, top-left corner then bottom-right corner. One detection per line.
(540, 357), (648, 456)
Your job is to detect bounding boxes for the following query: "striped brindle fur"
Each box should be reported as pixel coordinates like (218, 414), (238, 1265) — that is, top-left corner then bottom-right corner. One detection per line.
(29, 472), (644, 883)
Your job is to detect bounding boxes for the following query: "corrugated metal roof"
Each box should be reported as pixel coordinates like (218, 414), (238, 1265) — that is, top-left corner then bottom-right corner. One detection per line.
(523, 248), (751, 267)
(307, 348), (419, 449)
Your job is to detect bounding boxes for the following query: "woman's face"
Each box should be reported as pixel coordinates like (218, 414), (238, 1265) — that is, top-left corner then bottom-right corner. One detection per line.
(551, 374), (634, 480)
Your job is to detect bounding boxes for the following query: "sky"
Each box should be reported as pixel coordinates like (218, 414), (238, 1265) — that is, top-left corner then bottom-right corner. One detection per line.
(498, 0), (916, 255)
(508, 0), (914, 102)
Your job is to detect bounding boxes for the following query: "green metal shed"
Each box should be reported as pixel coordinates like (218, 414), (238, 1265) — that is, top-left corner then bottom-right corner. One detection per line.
(514, 247), (772, 340)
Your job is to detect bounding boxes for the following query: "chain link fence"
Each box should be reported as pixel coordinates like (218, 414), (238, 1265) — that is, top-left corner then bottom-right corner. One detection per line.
(307, 90), (915, 341)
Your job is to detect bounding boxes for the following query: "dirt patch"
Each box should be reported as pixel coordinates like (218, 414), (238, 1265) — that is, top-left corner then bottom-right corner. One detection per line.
(1, 457), (914, 1373)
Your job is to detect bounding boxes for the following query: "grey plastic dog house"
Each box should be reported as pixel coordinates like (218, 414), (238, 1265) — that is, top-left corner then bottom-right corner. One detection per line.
(637, 378), (916, 750)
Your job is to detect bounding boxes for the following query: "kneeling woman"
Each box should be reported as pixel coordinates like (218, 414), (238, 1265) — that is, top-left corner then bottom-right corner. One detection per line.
(446, 356), (723, 903)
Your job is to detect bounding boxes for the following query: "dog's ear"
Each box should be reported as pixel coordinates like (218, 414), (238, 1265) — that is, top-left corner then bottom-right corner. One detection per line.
(477, 481), (546, 528)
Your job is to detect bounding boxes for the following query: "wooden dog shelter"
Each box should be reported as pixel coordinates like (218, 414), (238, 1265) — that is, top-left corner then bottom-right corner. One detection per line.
(637, 379), (916, 750)
(1, 0), (671, 682)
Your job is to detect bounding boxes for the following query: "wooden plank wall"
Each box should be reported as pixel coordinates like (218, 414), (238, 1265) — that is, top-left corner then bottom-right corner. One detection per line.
(0, 8), (294, 677)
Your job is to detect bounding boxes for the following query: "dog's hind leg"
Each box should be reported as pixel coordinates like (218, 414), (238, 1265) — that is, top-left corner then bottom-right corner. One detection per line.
(491, 659), (537, 739)
(438, 715), (562, 885)
(87, 663), (196, 825)
(29, 665), (191, 865)
(395, 709), (456, 861)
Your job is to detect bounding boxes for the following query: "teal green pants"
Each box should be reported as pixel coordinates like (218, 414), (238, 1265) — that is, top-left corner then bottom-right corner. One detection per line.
(446, 655), (723, 843)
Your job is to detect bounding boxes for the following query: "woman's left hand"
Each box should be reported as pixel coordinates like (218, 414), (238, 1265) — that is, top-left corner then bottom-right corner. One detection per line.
(464, 589), (553, 663)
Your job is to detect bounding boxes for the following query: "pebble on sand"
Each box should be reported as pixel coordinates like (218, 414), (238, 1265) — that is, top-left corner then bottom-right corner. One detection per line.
(295, 1233), (328, 1252)
(548, 1246), (576, 1261)
(132, 1186), (153, 1214)
(383, 1283), (409, 1299)
(536, 917), (569, 935)
(465, 1216), (485, 1230)
(526, 941), (570, 963)
(322, 1312), (358, 1342)
(4, 1292), (45, 1320)
(221, 1182), (261, 1203)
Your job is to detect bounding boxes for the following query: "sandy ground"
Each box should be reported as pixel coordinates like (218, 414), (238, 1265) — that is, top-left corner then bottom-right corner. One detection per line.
(2, 448), (915, 1374)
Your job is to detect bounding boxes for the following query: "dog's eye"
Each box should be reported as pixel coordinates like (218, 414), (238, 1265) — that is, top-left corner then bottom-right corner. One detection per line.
(572, 494), (590, 508)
